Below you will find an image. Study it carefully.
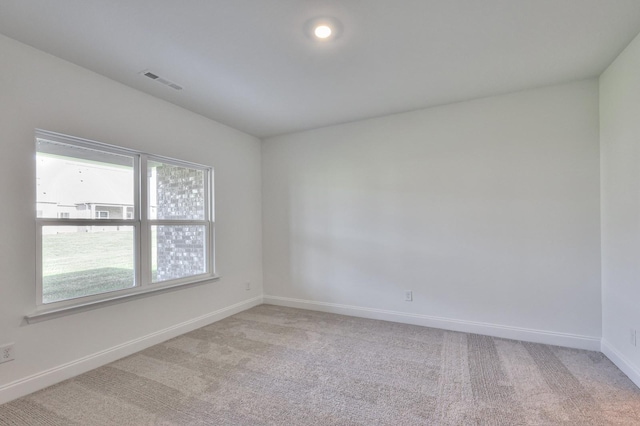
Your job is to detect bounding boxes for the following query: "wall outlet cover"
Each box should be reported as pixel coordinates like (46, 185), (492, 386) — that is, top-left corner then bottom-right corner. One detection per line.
(0, 343), (15, 363)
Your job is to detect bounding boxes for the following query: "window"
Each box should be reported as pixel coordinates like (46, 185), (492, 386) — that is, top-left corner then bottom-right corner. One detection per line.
(35, 130), (215, 309)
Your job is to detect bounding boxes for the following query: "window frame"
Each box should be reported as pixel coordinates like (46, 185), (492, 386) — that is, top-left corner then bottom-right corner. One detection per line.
(35, 129), (216, 311)
(143, 154), (214, 287)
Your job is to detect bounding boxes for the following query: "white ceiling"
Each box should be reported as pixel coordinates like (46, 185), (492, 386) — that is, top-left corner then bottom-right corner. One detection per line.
(1, 1), (640, 138)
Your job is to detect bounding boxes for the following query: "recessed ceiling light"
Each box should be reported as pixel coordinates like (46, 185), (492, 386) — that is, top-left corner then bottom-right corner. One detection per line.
(314, 25), (332, 39)
(305, 17), (342, 41)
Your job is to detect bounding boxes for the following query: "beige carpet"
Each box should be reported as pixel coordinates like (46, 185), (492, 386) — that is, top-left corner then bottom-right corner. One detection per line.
(1, 304), (639, 425)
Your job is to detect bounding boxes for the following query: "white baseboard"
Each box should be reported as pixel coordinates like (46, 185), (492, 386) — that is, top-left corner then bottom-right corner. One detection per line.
(0, 296), (263, 405)
(263, 295), (601, 351)
(601, 339), (640, 389)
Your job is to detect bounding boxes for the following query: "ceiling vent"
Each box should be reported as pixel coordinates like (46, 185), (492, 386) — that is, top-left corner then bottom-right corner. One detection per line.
(140, 70), (183, 90)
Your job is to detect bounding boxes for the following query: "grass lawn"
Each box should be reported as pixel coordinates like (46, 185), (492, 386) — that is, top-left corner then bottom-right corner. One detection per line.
(42, 230), (149, 304)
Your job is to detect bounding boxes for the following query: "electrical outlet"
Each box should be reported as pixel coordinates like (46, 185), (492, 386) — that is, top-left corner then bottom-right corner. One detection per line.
(405, 290), (413, 302)
(631, 329), (637, 347)
(0, 343), (14, 364)
(245, 281), (251, 291)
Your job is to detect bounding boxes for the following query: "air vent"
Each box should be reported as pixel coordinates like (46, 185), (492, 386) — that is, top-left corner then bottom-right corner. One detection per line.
(140, 70), (183, 90)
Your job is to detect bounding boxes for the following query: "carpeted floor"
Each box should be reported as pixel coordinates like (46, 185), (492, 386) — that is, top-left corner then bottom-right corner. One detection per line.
(1, 305), (639, 425)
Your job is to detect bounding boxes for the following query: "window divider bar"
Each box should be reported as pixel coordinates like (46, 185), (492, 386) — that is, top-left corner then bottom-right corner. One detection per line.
(36, 219), (138, 226)
(147, 220), (211, 226)
(140, 155), (150, 288)
(146, 153), (210, 172)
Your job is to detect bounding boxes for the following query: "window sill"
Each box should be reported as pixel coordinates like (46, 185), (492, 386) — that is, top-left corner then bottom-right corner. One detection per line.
(25, 275), (221, 324)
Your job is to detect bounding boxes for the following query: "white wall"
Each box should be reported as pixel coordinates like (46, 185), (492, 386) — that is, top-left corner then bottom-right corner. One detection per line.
(600, 31), (640, 387)
(0, 34), (262, 401)
(262, 80), (601, 349)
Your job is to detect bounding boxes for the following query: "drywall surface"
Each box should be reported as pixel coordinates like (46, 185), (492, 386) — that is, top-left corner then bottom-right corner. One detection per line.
(263, 80), (601, 344)
(600, 30), (640, 385)
(0, 34), (262, 397)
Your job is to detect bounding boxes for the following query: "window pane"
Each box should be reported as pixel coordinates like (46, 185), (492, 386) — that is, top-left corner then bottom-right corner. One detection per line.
(151, 225), (206, 282)
(36, 139), (134, 219)
(148, 161), (205, 220)
(42, 226), (135, 303)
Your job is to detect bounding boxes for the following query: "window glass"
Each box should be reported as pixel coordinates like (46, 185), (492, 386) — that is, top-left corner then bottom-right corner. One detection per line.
(42, 226), (135, 303)
(36, 139), (134, 219)
(151, 225), (207, 282)
(148, 160), (205, 220)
